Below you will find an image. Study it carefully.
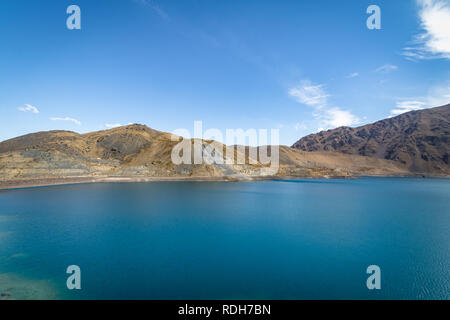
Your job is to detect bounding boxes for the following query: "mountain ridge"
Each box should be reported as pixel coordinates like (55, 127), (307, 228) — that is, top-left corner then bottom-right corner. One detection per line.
(0, 123), (414, 189)
(292, 104), (450, 176)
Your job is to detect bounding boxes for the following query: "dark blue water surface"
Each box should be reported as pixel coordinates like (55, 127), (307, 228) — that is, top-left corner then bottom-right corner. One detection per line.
(0, 178), (449, 299)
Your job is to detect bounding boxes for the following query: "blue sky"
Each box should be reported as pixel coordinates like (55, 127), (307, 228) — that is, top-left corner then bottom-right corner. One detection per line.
(0, 0), (449, 145)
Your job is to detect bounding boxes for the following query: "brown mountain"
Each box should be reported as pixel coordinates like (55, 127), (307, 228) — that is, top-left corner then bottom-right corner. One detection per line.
(292, 104), (450, 176)
(0, 124), (410, 189)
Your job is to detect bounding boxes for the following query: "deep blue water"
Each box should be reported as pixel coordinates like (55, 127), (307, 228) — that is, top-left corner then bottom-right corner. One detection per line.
(0, 178), (449, 300)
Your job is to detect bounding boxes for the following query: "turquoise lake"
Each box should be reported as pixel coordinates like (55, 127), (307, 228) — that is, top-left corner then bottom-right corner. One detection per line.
(0, 178), (449, 299)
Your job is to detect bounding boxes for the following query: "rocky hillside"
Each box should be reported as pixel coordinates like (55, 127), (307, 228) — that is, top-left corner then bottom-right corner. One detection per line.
(292, 104), (450, 176)
(0, 124), (410, 187)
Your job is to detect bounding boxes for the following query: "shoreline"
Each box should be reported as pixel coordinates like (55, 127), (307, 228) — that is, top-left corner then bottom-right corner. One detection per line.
(0, 176), (243, 191)
(0, 173), (446, 191)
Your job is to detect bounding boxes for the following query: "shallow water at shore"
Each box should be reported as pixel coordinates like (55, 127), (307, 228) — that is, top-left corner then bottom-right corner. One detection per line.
(0, 273), (58, 300)
(0, 178), (449, 299)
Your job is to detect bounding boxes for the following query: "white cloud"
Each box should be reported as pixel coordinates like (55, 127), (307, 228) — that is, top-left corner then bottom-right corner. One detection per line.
(18, 104), (39, 114)
(50, 117), (81, 126)
(105, 123), (122, 128)
(390, 101), (427, 116)
(289, 80), (330, 109)
(375, 64), (398, 73)
(403, 0), (450, 60)
(347, 72), (359, 78)
(289, 80), (360, 130)
(323, 108), (361, 128)
(390, 83), (450, 116)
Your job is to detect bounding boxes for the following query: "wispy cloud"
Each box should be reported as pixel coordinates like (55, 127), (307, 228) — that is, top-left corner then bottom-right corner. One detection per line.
(390, 101), (428, 116)
(18, 104), (39, 114)
(132, 0), (222, 52)
(289, 80), (330, 109)
(403, 0), (450, 60)
(133, 0), (170, 21)
(294, 122), (307, 131)
(105, 123), (122, 128)
(289, 80), (360, 131)
(390, 83), (450, 116)
(375, 64), (398, 73)
(50, 117), (81, 126)
(347, 72), (359, 78)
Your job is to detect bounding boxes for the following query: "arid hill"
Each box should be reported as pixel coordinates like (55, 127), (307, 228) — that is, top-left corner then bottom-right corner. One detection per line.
(0, 124), (411, 188)
(292, 104), (450, 176)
